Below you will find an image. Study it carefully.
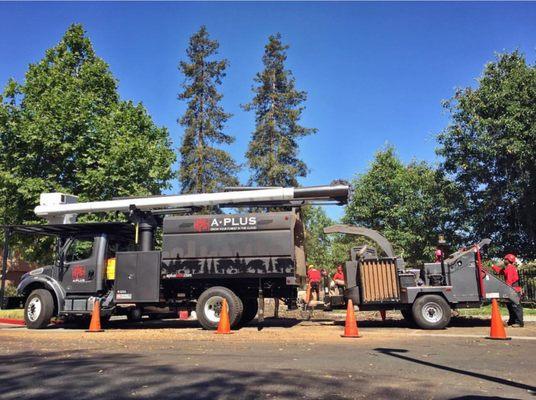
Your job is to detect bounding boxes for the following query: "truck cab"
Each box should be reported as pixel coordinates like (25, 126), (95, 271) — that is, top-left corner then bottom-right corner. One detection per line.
(13, 223), (135, 328)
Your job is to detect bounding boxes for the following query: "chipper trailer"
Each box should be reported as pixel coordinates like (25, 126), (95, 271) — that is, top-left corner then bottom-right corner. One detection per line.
(319, 225), (522, 329)
(1, 185), (349, 329)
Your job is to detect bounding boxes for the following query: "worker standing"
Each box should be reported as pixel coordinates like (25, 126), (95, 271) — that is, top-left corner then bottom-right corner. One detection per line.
(307, 264), (321, 302)
(332, 265), (345, 295)
(492, 254), (524, 327)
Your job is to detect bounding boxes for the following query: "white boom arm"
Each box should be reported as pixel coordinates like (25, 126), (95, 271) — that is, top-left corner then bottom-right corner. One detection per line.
(34, 185), (349, 222)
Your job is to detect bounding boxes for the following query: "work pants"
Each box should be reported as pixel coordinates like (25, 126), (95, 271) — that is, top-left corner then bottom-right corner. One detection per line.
(506, 301), (524, 325)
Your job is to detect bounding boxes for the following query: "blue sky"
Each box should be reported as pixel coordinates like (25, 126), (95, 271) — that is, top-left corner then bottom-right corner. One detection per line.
(1, 2), (535, 219)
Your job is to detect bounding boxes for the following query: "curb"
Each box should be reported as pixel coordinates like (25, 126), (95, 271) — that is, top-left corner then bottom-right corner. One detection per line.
(0, 318), (25, 326)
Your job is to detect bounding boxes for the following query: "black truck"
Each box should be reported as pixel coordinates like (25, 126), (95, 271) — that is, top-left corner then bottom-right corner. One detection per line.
(4, 211), (306, 329)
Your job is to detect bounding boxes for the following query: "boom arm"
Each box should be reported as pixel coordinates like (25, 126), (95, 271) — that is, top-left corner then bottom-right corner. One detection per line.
(34, 184), (350, 221)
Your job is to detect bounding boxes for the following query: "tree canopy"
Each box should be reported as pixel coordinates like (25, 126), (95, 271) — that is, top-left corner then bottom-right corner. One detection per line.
(243, 34), (316, 187)
(177, 26), (239, 195)
(343, 146), (457, 265)
(0, 24), (175, 229)
(437, 51), (536, 258)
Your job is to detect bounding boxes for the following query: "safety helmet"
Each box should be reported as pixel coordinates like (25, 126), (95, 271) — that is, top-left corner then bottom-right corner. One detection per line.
(504, 254), (516, 264)
(308, 264), (315, 269)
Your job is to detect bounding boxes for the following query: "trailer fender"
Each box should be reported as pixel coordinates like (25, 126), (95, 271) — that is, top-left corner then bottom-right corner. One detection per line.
(405, 287), (455, 305)
(17, 274), (65, 312)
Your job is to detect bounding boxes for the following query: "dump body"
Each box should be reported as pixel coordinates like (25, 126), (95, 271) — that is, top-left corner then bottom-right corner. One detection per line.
(160, 212), (306, 281)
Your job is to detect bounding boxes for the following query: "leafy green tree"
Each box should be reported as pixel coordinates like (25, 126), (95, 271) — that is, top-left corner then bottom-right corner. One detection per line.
(243, 34), (316, 187)
(177, 26), (239, 195)
(301, 206), (335, 270)
(0, 24), (175, 248)
(437, 51), (536, 258)
(343, 146), (457, 265)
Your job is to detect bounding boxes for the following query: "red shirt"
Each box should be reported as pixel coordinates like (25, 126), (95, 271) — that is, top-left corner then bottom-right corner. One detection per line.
(492, 263), (521, 292)
(333, 272), (344, 281)
(307, 269), (321, 283)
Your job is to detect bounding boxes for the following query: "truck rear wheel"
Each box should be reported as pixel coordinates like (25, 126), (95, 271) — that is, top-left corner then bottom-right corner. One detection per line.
(196, 287), (243, 330)
(24, 289), (54, 329)
(412, 295), (451, 330)
(239, 298), (258, 326)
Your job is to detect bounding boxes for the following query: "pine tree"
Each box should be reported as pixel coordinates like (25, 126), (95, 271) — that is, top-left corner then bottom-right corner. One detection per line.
(178, 26), (239, 194)
(243, 33), (316, 187)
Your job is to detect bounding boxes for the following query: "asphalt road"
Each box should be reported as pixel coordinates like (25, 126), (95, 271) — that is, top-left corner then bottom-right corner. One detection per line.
(0, 317), (535, 400)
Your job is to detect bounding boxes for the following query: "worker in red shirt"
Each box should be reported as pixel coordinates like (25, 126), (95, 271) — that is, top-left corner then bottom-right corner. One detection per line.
(307, 264), (321, 301)
(492, 254), (524, 327)
(332, 265), (345, 296)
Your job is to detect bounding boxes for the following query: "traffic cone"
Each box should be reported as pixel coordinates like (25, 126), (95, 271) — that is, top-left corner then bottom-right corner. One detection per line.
(215, 298), (233, 334)
(380, 310), (386, 321)
(487, 299), (510, 340)
(341, 299), (361, 338)
(86, 299), (104, 333)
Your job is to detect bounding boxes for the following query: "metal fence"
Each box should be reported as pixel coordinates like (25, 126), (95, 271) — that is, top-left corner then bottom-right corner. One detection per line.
(520, 267), (536, 305)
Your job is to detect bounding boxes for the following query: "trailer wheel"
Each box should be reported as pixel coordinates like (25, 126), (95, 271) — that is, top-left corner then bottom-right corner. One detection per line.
(196, 287), (243, 330)
(238, 298), (259, 326)
(24, 289), (54, 329)
(412, 295), (451, 330)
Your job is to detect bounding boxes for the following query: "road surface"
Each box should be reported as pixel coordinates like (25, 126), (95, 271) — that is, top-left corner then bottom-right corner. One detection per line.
(0, 315), (535, 399)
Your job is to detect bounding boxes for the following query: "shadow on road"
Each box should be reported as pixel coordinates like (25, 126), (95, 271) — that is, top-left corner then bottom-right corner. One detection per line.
(56, 316), (302, 331)
(332, 316), (490, 329)
(0, 350), (410, 400)
(374, 347), (536, 396)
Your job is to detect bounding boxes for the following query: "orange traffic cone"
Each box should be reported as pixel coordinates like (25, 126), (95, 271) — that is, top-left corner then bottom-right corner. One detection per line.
(380, 310), (386, 321)
(86, 299), (104, 333)
(341, 299), (361, 338)
(487, 299), (510, 340)
(215, 298), (233, 334)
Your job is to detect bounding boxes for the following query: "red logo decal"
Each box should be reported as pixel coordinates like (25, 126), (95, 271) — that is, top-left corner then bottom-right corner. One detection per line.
(72, 265), (86, 280)
(194, 218), (210, 232)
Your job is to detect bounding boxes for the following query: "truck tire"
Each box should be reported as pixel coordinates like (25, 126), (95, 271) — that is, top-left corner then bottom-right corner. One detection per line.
(238, 298), (258, 326)
(412, 295), (451, 330)
(196, 287), (243, 330)
(24, 289), (54, 329)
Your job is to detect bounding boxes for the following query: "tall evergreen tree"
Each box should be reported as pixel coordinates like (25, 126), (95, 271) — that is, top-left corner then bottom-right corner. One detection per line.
(243, 34), (316, 187)
(178, 26), (239, 194)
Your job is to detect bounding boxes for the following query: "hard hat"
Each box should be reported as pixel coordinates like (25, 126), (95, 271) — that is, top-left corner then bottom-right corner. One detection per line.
(308, 264), (315, 269)
(504, 254), (516, 264)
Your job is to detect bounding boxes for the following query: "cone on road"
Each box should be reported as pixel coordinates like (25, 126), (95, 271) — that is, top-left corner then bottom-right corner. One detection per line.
(86, 299), (104, 333)
(487, 298), (510, 340)
(341, 299), (361, 338)
(215, 298), (233, 334)
(380, 310), (386, 321)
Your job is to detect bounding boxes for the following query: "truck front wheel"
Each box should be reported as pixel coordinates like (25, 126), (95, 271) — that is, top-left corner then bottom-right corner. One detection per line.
(24, 289), (54, 329)
(412, 295), (451, 330)
(196, 287), (243, 330)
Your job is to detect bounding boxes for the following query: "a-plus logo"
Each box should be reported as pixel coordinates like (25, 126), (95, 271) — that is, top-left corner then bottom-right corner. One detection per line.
(193, 218), (210, 232)
(71, 265), (86, 281)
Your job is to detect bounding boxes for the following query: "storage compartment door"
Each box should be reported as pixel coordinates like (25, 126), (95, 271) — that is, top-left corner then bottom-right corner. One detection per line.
(114, 251), (161, 303)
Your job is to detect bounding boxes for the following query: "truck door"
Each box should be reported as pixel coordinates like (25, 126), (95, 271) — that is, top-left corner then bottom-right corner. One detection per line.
(61, 235), (106, 293)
